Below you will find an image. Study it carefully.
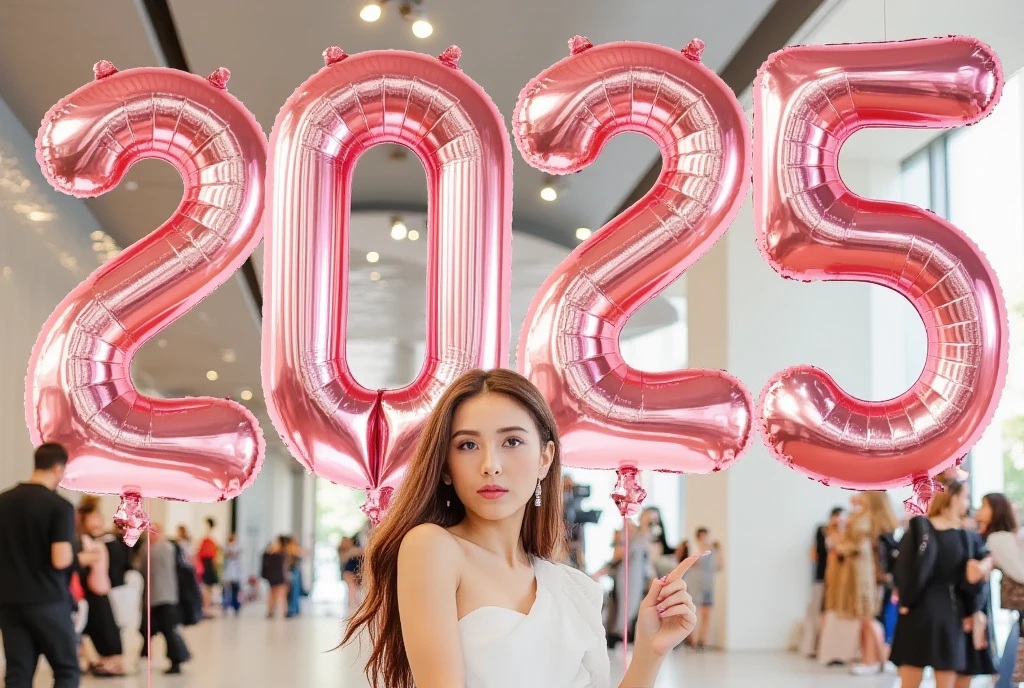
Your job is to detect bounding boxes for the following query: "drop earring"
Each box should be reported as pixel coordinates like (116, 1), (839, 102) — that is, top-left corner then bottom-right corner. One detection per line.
(534, 480), (542, 507)
(443, 475), (451, 508)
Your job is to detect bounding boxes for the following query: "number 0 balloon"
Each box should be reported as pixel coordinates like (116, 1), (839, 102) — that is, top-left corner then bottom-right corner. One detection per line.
(753, 37), (1008, 512)
(262, 47), (512, 522)
(29, 62), (267, 541)
(513, 37), (754, 508)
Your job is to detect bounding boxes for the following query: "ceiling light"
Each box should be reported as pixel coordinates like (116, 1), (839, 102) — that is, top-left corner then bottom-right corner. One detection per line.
(360, 2), (382, 21)
(221, 349), (237, 363)
(411, 18), (433, 38)
(390, 217), (408, 240)
(240, 389), (253, 401)
(206, 370), (219, 381)
(370, 271), (381, 281)
(540, 185), (558, 202)
(575, 227), (592, 241)
(124, 181), (139, 191)
(27, 210), (53, 222)
(157, 339), (168, 348)
(90, 231), (105, 241)
(367, 251), (380, 263)
(2, 266), (12, 278)
(407, 229), (420, 241)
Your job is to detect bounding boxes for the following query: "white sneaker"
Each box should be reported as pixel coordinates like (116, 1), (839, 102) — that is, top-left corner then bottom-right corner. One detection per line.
(850, 663), (881, 676)
(882, 662), (898, 675)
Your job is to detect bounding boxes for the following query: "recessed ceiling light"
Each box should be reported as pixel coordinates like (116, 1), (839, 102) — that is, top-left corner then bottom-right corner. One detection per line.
(390, 218), (408, 241)
(124, 181), (139, 191)
(2, 266), (11, 278)
(240, 389), (253, 401)
(370, 271), (381, 281)
(27, 210), (53, 222)
(221, 349), (236, 363)
(206, 370), (219, 381)
(367, 251), (380, 263)
(157, 339), (168, 348)
(90, 231), (105, 241)
(359, 2), (382, 21)
(575, 227), (592, 241)
(411, 18), (433, 38)
(540, 185), (558, 202)
(407, 229), (420, 241)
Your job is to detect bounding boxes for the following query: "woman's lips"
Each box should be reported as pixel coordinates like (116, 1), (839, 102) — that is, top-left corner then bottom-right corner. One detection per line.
(477, 485), (509, 500)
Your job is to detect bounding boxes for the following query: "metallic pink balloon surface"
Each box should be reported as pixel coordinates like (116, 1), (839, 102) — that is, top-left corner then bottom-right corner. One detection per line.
(262, 47), (511, 518)
(753, 37), (1009, 499)
(29, 63), (267, 504)
(513, 38), (754, 475)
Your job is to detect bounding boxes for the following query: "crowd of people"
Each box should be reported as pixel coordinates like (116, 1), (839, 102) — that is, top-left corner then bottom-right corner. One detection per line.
(800, 469), (1024, 688)
(0, 442), (318, 685)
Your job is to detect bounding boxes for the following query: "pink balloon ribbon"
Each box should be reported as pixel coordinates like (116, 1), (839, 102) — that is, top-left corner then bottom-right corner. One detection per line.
(513, 37), (754, 476)
(262, 46), (512, 515)
(30, 62), (267, 503)
(753, 37), (1009, 502)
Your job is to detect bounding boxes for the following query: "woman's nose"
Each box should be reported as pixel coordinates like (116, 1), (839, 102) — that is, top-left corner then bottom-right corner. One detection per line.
(480, 445), (501, 475)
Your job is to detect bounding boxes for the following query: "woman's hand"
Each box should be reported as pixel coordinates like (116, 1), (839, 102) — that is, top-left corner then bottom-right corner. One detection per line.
(966, 557), (994, 584)
(633, 554), (702, 657)
(962, 616), (974, 632)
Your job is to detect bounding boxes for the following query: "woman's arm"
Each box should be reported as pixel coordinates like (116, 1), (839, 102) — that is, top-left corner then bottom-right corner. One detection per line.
(986, 532), (1024, 583)
(397, 524), (465, 688)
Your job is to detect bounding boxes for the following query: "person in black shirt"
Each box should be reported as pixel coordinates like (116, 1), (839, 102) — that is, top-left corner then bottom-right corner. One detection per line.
(800, 506), (845, 657)
(0, 443), (80, 687)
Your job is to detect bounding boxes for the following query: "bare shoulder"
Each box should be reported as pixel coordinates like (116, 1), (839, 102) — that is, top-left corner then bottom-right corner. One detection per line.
(398, 524), (463, 573)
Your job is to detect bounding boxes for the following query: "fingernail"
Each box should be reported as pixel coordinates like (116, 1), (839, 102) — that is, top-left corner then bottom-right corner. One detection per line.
(657, 608), (664, 616)
(701, 550), (711, 557)
(658, 576), (668, 584)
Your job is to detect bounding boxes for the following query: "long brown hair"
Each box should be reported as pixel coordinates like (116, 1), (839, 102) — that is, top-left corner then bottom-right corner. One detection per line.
(341, 369), (566, 688)
(927, 476), (967, 520)
(861, 492), (899, 539)
(982, 493), (1018, 534)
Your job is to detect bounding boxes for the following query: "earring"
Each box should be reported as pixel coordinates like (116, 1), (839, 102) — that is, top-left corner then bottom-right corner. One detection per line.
(534, 480), (542, 507)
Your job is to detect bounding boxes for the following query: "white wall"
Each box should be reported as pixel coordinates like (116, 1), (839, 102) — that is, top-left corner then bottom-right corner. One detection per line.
(0, 93), (108, 490)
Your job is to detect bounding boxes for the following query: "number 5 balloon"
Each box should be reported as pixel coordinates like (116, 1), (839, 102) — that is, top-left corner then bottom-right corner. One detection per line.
(753, 37), (1008, 512)
(262, 47), (511, 522)
(513, 36), (754, 508)
(30, 62), (267, 540)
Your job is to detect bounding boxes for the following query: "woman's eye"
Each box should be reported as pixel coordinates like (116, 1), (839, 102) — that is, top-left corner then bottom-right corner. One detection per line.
(504, 437), (523, 448)
(458, 440), (478, 451)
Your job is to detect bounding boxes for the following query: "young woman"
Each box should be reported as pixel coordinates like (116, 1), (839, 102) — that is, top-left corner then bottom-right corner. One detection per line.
(975, 493), (1024, 688)
(684, 526), (722, 651)
(197, 518), (219, 616)
(75, 498), (125, 677)
(890, 476), (994, 688)
(845, 492), (898, 675)
(342, 369), (700, 688)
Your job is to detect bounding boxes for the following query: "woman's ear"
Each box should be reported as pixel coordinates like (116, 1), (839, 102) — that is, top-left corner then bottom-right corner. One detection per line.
(538, 440), (555, 480)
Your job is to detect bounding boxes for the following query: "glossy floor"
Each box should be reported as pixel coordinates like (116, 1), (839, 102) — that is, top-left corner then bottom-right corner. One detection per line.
(27, 608), (995, 687)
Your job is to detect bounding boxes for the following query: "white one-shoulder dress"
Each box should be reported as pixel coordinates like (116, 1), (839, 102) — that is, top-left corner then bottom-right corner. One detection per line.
(339, 557), (611, 688)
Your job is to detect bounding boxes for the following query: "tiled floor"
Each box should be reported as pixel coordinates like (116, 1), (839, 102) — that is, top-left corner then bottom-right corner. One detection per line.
(23, 607), (995, 687)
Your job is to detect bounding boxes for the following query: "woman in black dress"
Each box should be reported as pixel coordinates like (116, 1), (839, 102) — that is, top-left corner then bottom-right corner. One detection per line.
(891, 476), (994, 688)
(76, 498), (125, 677)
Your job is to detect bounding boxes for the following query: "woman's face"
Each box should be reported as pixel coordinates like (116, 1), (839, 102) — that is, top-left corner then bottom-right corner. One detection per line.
(976, 498), (993, 531)
(446, 392), (554, 522)
(83, 511), (104, 537)
(955, 486), (972, 518)
(640, 509), (661, 530)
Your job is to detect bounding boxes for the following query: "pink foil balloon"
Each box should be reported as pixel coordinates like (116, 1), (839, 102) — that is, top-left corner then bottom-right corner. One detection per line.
(30, 63), (267, 508)
(753, 37), (1008, 510)
(513, 38), (754, 484)
(262, 47), (511, 521)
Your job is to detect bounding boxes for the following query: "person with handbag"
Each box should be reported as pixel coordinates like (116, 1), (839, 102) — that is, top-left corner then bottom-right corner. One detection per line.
(891, 475), (994, 688)
(976, 493), (1024, 688)
(137, 525), (192, 675)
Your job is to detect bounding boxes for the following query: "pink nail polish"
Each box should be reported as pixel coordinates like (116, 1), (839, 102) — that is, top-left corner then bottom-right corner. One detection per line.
(701, 550), (711, 557)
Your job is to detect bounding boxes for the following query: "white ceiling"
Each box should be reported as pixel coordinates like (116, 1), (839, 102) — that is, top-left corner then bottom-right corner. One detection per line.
(0, 0), (778, 461)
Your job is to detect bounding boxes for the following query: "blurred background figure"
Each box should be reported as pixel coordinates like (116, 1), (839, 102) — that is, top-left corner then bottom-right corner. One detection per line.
(261, 536), (288, 618)
(339, 536), (363, 615)
(562, 476), (600, 570)
(138, 525), (191, 675)
(284, 535), (308, 618)
(800, 506), (844, 658)
(221, 533), (243, 616)
(685, 527), (723, 652)
(74, 497), (124, 677)
(197, 518), (220, 617)
(640, 507), (677, 580)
